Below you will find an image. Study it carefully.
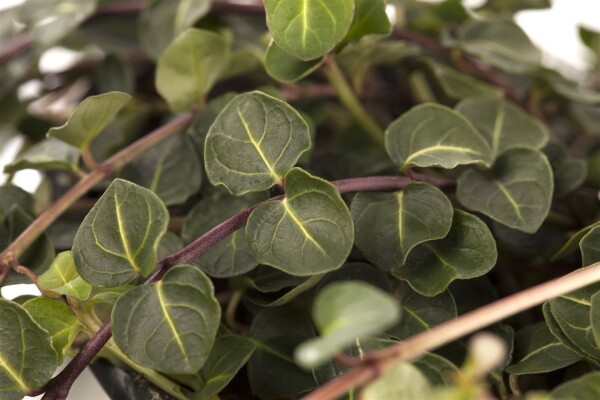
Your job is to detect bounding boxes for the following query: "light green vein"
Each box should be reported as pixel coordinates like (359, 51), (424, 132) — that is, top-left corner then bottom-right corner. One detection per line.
(114, 195), (140, 272)
(156, 282), (190, 366)
(302, 0), (308, 49)
(493, 181), (524, 222)
(0, 353), (29, 392)
(559, 296), (591, 307)
(402, 307), (430, 330)
(282, 198), (326, 254)
(491, 100), (504, 156)
(237, 109), (280, 184)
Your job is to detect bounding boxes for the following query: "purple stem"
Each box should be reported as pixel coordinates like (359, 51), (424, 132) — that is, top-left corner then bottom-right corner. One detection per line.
(38, 174), (452, 399)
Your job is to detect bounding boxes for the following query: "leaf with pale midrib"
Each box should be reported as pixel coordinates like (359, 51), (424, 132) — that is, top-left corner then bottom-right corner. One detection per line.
(72, 179), (169, 287)
(112, 265), (220, 374)
(37, 251), (92, 301)
(263, 0), (354, 61)
(205, 91), (311, 195)
(385, 103), (492, 170)
(0, 299), (58, 400)
(457, 147), (553, 234)
(246, 168), (353, 276)
(351, 183), (453, 269)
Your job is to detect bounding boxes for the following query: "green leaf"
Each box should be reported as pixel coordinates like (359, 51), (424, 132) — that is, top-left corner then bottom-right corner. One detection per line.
(0, 185), (33, 215)
(506, 322), (582, 375)
(542, 302), (585, 358)
(264, 41), (324, 83)
(295, 281), (400, 368)
(72, 179), (169, 287)
(457, 148), (553, 234)
(18, 0), (96, 45)
(38, 251), (92, 301)
(138, 0), (212, 59)
(385, 103), (492, 170)
(477, 0), (551, 14)
(112, 265), (220, 374)
(156, 28), (231, 113)
(392, 210), (497, 297)
(389, 285), (457, 340)
(157, 231), (184, 260)
(0, 208), (55, 286)
(121, 134), (202, 206)
(552, 221), (600, 262)
(193, 335), (256, 400)
(205, 91), (311, 195)
(581, 227), (600, 267)
(412, 353), (460, 387)
(363, 363), (433, 400)
(421, 59), (499, 101)
(22, 297), (82, 364)
(246, 168), (353, 276)
(248, 306), (317, 398)
(3, 138), (80, 174)
(545, 71), (600, 105)
(0, 298), (58, 400)
(343, 0), (391, 43)
(47, 92), (132, 150)
(543, 142), (588, 197)
(95, 54), (135, 94)
(455, 19), (541, 74)
(263, 0), (354, 61)
(314, 262), (392, 294)
(551, 372), (600, 399)
(351, 183), (453, 269)
(456, 95), (548, 159)
(186, 92), (237, 154)
(181, 190), (261, 277)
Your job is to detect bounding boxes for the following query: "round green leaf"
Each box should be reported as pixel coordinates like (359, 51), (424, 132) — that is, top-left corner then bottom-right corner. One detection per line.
(363, 363), (432, 400)
(581, 226), (600, 267)
(392, 210), (498, 297)
(182, 191), (261, 277)
(156, 28), (231, 112)
(0, 185), (33, 215)
(263, 0), (354, 61)
(38, 251), (92, 301)
(72, 179), (169, 287)
(543, 142), (588, 197)
(456, 147), (554, 234)
(246, 168), (353, 276)
(422, 59), (499, 101)
(121, 134), (202, 206)
(47, 91), (131, 150)
(0, 299), (58, 400)
(112, 265), (220, 374)
(456, 95), (549, 159)
(22, 297), (82, 364)
(412, 353), (460, 387)
(385, 103), (492, 170)
(551, 372), (600, 399)
(343, 0), (391, 43)
(295, 281), (400, 368)
(264, 40), (324, 83)
(205, 91), (311, 195)
(351, 183), (453, 269)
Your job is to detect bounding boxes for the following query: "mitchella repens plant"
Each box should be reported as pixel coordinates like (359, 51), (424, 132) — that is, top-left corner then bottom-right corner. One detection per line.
(1, 0), (600, 400)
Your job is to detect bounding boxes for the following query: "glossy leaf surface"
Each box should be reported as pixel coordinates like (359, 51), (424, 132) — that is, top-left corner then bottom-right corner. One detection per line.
(295, 281), (400, 368)
(393, 210), (497, 297)
(351, 183), (453, 269)
(48, 92), (131, 150)
(156, 28), (231, 112)
(457, 148), (553, 234)
(112, 265), (220, 374)
(0, 299), (57, 400)
(385, 103), (492, 170)
(205, 91), (311, 195)
(72, 179), (169, 287)
(263, 0), (354, 61)
(246, 168), (353, 276)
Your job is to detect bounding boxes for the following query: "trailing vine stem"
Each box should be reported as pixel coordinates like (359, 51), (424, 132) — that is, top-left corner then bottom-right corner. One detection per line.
(35, 174), (449, 399)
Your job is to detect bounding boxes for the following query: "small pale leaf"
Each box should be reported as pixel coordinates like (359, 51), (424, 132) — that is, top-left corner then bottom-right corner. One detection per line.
(363, 363), (432, 400)
(72, 179), (169, 287)
(392, 210), (498, 297)
(385, 103), (492, 170)
(0, 299), (58, 400)
(38, 251), (92, 301)
(22, 297), (82, 364)
(112, 265), (220, 374)
(156, 28), (231, 112)
(246, 168), (353, 276)
(351, 183), (453, 269)
(205, 91), (311, 195)
(295, 281), (400, 368)
(456, 147), (553, 234)
(3, 138), (79, 174)
(263, 0), (354, 61)
(47, 92), (131, 150)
